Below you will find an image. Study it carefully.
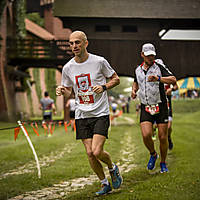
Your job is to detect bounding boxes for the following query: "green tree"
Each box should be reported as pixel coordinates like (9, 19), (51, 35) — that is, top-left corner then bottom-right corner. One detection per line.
(14, 0), (26, 38)
(111, 76), (134, 96)
(26, 12), (44, 27)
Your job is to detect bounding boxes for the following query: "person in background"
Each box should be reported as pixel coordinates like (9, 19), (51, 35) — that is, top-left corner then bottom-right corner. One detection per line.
(156, 59), (178, 150)
(66, 95), (76, 131)
(165, 82), (178, 150)
(111, 101), (119, 126)
(111, 101), (118, 114)
(120, 95), (126, 113)
(131, 43), (176, 173)
(56, 31), (122, 195)
(39, 91), (56, 136)
(135, 101), (141, 121)
(126, 96), (131, 113)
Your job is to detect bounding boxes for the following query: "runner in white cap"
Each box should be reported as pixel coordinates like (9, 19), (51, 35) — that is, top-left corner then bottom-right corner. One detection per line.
(131, 43), (177, 173)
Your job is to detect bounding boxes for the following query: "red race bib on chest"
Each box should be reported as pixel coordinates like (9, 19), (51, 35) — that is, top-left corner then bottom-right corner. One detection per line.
(145, 104), (159, 115)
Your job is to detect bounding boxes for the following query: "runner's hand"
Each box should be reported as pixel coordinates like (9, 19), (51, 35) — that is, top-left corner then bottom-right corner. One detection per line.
(131, 90), (137, 99)
(166, 88), (172, 95)
(56, 86), (71, 97)
(148, 75), (159, 82)
(56, 86), (64, 96)
(92, 85), (104, 94)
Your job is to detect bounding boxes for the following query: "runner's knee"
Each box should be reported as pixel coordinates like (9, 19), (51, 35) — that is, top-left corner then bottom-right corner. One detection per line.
(86, 150), (94, 158)
(93, 149), (102, 158)
(142, 133), (152, 141)
(159, 134), (168, 143)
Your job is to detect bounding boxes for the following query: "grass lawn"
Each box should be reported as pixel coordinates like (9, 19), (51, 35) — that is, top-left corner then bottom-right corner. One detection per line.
(0, 99), (200, 200)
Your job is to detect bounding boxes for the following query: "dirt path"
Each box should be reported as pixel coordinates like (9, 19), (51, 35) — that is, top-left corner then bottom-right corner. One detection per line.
(9, 127), (137, 200)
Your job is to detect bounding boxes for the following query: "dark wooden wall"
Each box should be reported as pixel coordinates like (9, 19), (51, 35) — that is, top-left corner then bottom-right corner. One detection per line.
(59, 16), (200, 80)
(88, 39), (200, 80)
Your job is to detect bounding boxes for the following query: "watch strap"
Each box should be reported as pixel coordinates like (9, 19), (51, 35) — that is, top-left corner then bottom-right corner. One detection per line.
(102, 85), (107, 91)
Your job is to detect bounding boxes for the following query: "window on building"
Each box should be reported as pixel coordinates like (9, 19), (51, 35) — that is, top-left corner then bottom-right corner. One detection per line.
(95, 25), (111, 32)
(122, 25), (137, 32)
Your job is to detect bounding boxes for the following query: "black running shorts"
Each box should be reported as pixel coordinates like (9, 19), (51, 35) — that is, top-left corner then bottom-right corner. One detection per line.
(69, 111), (75, 119)
(43, 114), (52, 122)
(75, 115), (110, 140)
(140, 103), (168, 124)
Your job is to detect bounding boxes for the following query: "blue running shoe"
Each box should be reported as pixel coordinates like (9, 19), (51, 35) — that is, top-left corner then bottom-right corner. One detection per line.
(160, 162), (169, 173)
(110, 164), (122, 189)
(147, 153), (158, 170)
(95, 183), (112, 196)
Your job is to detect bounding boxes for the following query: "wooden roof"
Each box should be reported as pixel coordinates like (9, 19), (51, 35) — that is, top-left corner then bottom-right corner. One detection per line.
(25, 18), (55, 40)
(54, 0), (200, 19)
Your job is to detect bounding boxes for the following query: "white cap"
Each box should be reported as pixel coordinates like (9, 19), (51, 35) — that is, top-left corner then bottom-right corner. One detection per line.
(142, 43), (156, 56)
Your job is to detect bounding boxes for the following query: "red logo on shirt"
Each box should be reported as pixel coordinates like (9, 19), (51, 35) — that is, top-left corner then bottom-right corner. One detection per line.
(75, 73), (94, 104)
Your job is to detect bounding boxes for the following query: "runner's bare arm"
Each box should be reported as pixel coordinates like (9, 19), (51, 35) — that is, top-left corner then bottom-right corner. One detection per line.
(166, 82), (178, 95)
(131, 82), (138, 99)
(92, 72), (120, 94)
(172, 82), (178, 91)
(148, 75), (176, 85)
(105, 72), (120, 89)
(39, 103), (42, 110)
(66, 99), (70, 108)
(52, 103), (57, 115)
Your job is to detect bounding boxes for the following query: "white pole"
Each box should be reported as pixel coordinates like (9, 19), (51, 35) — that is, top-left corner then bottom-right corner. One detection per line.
(26, 79), (32, 91)
(17, 121), (41, 178)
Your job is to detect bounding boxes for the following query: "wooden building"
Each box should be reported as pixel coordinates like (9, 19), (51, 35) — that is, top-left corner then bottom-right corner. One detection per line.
(54, 0), (200, 79)
(0, 0), (71, 121)
(1, 0), (200, 121)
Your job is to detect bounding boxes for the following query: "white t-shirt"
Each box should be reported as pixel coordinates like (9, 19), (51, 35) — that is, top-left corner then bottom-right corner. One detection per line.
(69, 99), (75, 111)
(111, 103), (118, 110)
(61, 53), (115, 119)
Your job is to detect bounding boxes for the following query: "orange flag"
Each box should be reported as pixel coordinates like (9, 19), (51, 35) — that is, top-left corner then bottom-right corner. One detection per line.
(42, 122), (48, 135)
(118, 110), (123, 117)
(64, 122), (68, 133)
(58, 121), (62, 127)
(110, 115), (115, 121)
(35, 122), (38, 129)
(50, 123), (55, 135)
(14, 127), (20, 141)
(64, 122), (71, 133)
(31, 123), (39, 136)
(73, 122), (76, 132)
(67, 122), (71, 126)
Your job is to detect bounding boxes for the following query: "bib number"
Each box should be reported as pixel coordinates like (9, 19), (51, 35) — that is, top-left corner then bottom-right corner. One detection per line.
(145, 104), (159, 115)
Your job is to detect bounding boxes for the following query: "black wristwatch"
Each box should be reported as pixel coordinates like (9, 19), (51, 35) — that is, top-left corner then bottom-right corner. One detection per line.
(102, 85), (107, 91)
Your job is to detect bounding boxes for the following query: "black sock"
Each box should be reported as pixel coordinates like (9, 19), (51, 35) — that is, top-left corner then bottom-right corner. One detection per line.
(150, 151), (156, 156)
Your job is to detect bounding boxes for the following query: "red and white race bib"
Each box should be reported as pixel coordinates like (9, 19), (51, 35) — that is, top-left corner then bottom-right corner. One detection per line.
(76, 73), (94, 104)
(145, 104), (159, 115)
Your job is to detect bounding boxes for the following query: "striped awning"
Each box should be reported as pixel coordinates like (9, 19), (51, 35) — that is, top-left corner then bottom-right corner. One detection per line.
(177, 77), (200, 94)
(178, 77), (200, 89)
